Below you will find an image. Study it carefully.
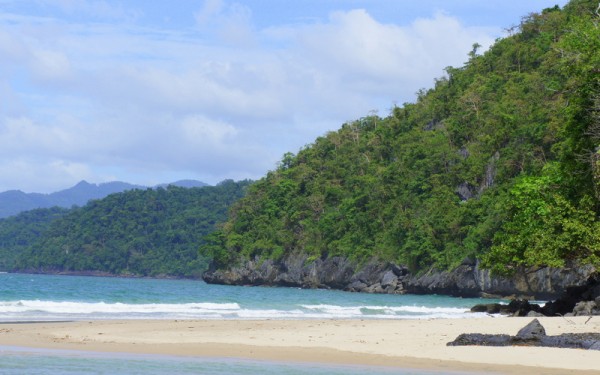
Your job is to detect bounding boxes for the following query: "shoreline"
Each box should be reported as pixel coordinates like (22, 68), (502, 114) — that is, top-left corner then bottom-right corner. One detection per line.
(5, 270), (198, 280)
(1, 317), (599, 374)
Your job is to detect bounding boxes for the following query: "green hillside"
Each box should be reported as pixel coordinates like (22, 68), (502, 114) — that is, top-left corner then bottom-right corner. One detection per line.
(201, 0), (600, 276)
(0, 207), (70, 270)
(4, 180), (251, 278)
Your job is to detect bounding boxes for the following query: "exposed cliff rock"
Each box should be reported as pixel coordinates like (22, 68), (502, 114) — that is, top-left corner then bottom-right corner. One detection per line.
(203, 255), (597, 300)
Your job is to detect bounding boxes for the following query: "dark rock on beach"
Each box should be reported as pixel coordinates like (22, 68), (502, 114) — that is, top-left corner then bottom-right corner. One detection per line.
(448, 319), (600, 350)
(470, 299), (543, 316)
(515, 318), (546, 340)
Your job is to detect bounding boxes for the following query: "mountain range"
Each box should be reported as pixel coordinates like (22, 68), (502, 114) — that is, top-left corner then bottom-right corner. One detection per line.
(0, 180), (208, 218)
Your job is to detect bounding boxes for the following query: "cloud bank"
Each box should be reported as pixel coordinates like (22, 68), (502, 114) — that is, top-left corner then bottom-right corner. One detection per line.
(0, 0), (501, 192)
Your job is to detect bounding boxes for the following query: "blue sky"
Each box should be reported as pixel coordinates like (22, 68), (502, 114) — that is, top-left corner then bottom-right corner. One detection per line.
(0, 0), (569, 193)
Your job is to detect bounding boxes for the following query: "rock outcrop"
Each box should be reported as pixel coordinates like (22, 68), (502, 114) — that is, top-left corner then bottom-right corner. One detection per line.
(203, 254), (597, 300)
(471, 299), (543, 316)
(472, 274), (600, 317)
(448, 319), (600, 350)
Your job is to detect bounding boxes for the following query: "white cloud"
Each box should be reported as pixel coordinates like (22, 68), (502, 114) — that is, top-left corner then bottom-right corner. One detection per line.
(194, 0), (255, 47)
(0, 82), (24, 116)
(39, 0), (141, 21)
(181, 115), (237, 143)
(0, 157), (94, 193)
(194, 0), (224, 26)
(290, 10), (494, 97)
(0, 115), (89, 158)
(0, 28), (27, 64)
(29, 49), (72, 81)
(0, 2), (504, 192)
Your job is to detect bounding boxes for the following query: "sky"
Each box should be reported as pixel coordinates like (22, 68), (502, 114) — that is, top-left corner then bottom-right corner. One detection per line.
(0, 0), (570, 193)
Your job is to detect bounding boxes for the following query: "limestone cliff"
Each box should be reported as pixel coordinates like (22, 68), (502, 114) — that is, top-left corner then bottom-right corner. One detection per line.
(203, 255), (596, 300)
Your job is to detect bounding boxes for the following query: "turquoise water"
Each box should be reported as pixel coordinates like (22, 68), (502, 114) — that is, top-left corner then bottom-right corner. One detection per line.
(0, 347), (474, 375)
(0, 273), (497, 374)
(0, 273), (498, 321)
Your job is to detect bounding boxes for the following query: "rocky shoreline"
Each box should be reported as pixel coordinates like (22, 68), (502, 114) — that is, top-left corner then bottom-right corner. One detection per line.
(203, 253), (600, 317)
(203, 253), (597, 300)
(472, 273), (600, 317)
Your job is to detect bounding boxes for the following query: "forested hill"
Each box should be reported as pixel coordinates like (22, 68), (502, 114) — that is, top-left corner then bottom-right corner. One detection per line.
(0, 179), (208, 219)
(201, 0), (600, 277)
(1, 180), (251, 278)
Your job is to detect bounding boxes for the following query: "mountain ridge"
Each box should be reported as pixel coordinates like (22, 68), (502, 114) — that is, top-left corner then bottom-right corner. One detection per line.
(0, 179), (208, 218)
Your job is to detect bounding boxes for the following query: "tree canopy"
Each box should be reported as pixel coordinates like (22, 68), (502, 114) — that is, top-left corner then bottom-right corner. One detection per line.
(2, 180), (251, 278)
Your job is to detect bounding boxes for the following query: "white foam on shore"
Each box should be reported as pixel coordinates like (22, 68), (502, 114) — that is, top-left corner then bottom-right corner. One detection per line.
(0, 300), (488, 321)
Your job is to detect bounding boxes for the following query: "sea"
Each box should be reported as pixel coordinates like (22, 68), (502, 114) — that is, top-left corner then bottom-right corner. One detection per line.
(0, 273), (499, 374)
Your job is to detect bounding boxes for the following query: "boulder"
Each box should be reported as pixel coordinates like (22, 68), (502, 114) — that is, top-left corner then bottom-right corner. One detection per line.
(347, 280), (368, 292)
(380, 270), (398, 288)
(470, 303), (504, 314)
(515, 319), (545, 341)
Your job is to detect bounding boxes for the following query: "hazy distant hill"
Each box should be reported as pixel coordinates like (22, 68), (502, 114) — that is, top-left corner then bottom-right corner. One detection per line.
(0, 180), (208, 218)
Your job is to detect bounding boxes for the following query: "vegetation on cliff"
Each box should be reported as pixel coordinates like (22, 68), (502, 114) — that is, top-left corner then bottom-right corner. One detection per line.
(202, 0), (600, 275)
(2, 180), (251, 277)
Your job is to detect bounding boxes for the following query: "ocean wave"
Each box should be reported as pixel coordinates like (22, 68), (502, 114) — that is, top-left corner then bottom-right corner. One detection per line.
(0, 300), (241, 320)
(300, 304), (469, 315)
(0, 300), (484, 321)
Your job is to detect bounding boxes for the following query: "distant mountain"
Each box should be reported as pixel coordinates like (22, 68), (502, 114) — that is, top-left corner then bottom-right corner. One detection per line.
(0, 180), (208, 218)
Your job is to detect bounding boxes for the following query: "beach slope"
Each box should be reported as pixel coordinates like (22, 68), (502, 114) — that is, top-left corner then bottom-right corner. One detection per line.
(1, 317), (599, 374)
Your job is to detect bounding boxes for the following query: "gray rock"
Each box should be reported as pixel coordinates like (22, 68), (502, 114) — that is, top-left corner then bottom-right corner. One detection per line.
(456, 182), (475, 201)
(470, 303), (504, 314)
(447, 333), (511, 347)
(540, 333), (600, 350)
(515, 319), (546, 340)
(449, 320), (600, 350)
(204, 253), (597, 302)
(391, 264), (409, 277)
(380, 270), (398, 288)
(352, 261), (389, 286)
(347, 280), (367, 292)
(573, 301), (596, 316)
(384, 284), (399, 294)
(590, 341), (600, 350)
(364, 283), (384, 294)
(403, 262), (480, 297)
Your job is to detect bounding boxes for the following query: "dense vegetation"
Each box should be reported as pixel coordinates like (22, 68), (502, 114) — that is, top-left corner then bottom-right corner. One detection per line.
(202, 0), (600, 275)
(0, 207), (70, 270)
(2, 180), (251, 277)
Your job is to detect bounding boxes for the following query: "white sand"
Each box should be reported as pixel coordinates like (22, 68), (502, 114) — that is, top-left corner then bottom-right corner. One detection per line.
(1, 317), (599, 374)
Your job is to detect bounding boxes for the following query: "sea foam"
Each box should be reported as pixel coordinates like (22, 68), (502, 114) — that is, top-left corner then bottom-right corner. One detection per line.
(0, 299), (483, 321)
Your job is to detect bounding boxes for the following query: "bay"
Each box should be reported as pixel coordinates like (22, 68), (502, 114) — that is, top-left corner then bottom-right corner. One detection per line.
(0, 273), (496, 374)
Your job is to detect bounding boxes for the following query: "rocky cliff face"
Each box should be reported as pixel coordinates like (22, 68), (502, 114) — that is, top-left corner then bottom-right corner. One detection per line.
(202, 254), (597, 300)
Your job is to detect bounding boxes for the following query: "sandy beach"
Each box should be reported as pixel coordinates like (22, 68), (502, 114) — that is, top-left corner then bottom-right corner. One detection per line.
(1, 316), (599, 374)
